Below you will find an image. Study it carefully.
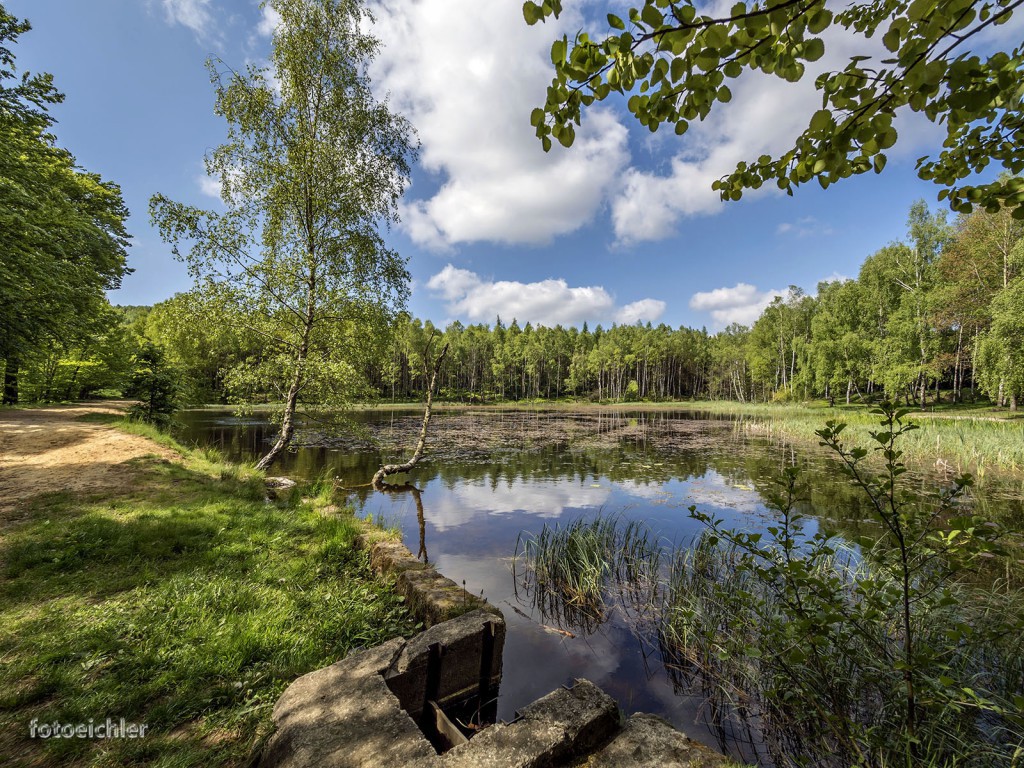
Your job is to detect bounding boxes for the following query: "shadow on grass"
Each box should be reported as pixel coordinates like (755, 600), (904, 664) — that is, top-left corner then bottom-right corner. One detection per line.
(0, 454), (418, 768)
(0, 459), (263, 606)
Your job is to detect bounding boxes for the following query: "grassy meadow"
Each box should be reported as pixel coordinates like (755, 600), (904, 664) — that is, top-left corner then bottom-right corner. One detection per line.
(0, 420), (417, 767)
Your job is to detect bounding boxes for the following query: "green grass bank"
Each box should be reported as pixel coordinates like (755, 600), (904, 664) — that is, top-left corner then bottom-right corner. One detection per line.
(0, 419), (418, 767)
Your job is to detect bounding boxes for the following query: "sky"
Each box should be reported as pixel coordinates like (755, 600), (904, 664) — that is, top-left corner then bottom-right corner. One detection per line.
(7, 0), (1018, 331)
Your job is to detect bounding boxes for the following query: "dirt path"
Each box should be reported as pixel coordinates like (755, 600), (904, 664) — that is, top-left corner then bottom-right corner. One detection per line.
(0, 402), (178, 520)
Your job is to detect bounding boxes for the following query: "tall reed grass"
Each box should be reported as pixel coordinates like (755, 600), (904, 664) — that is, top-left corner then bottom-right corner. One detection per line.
(515, 514), (1024, 767)
(688, 402), (1024, 477)
(514, 515), (661, 631)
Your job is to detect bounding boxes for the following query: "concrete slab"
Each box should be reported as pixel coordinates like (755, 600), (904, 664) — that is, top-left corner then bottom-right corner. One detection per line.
(260, 638), (436, 768)
(384, 608), (505, 719)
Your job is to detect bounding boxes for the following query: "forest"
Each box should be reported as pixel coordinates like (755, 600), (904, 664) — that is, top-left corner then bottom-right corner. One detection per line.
(5, 198), (1022, 413)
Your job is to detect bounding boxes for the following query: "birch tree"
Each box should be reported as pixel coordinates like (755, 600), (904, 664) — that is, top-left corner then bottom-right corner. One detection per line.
(150, 0), (415, 470)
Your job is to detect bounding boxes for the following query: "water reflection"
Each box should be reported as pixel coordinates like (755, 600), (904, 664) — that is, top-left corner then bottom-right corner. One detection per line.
(176, 407), (1022, 763)
(374, 481), (429, 563)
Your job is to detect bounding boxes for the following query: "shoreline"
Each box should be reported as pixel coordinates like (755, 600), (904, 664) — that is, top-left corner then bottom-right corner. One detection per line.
(186, 398), (1024, 479)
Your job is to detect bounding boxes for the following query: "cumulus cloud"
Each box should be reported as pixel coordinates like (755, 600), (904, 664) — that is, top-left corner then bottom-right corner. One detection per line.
(689, 283), (785, 328)
(616, 299), (667, 325)
(608, 19), (944, 243)
(369, 0), (630, 248)
(160, 0), (216, 39)
(197, 174), (222, 198)
(256, 4), (283, 37)
(426, 264), (665, 327)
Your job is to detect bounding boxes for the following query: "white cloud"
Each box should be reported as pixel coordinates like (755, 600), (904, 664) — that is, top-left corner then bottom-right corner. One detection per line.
(819, 271), (851, 285)
(197, 174), (222, 198)
(370, 0), (630, 248)
(776, 216), (834, 238)
(426, 264), (665, 327)
(615, 299), (666, 325)
(607, 21), (945, 243)
(689, 283), (785, 328)
(256, 5), (283, 37)
(160, 0), (215, 39)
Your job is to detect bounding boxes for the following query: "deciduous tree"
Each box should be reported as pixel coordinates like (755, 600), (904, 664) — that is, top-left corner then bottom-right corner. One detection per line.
(150, 0), (415, 469)
(1, 5), (130, 404)
(525, 0), (1024, 216)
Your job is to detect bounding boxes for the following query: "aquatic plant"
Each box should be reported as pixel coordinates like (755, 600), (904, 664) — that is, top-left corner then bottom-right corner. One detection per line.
(666, 404), (1024, 767)
(513, 514), (661, 632)
(513, 404), (1024, 766)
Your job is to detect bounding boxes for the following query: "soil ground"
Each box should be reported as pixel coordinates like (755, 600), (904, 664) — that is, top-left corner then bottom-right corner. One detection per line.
(0, 402), (177, 521)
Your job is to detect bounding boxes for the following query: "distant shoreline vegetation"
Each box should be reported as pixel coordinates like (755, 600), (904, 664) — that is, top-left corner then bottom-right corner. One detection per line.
(191, 397), (1024, 480)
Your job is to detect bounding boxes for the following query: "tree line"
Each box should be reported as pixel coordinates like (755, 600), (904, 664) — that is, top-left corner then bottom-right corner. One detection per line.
(340, 199), (1024, 410)
(5, 194), (1022, 412)
(83, 198), (1010, 411)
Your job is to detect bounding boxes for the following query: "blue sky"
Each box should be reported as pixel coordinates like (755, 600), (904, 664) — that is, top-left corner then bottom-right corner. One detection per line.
(8, 0), (1016, 330)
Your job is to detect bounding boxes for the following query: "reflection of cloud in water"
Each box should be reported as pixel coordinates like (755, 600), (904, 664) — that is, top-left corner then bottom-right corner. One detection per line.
(422, 478), (613, 532)
(683, 470), (766, 515)
(614, 481), (675, 502)
(429, 552), (514, 605)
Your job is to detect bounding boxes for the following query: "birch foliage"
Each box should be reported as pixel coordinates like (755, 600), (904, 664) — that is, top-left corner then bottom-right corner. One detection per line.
(150, 0), (415, 469)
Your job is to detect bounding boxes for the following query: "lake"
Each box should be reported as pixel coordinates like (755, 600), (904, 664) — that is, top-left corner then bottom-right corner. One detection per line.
(177, 406), (1021, 763)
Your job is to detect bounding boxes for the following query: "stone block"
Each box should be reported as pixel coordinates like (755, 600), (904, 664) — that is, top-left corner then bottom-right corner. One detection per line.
(384, 608), (505, 719)
(437, 679), (620, 768)
(356, 532), (493, 627)
(260, 638), (436, 768)
(589, 713), (734, 768)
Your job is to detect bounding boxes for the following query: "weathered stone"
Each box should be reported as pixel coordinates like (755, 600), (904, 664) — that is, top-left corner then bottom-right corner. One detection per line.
(589, 713), (734, 768)
(364, 537), (428, 575)
(436, 679), (620, 768)
(260, 638), (436, 768)
(356, 532), (492, 627)
(384, 608), (504, 719)
(263, 526), (738, 768)
(264, 476), (297, 490)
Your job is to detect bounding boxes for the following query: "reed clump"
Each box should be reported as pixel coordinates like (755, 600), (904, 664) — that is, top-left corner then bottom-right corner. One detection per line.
(514, 515), (661, 631)
(514, 404), (1024, 767)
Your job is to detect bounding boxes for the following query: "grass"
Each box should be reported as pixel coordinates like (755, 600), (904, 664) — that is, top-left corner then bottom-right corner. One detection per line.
(514, 515), (662, 633)
(0, 424), (418, 767)
(675, 400), (1024, 478)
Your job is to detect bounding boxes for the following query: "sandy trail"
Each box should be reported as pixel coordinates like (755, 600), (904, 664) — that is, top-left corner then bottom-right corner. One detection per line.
(0, 402), (177, 520)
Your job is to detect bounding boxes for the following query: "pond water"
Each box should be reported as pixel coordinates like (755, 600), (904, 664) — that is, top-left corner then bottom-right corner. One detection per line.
(176, 407), (1021, 763)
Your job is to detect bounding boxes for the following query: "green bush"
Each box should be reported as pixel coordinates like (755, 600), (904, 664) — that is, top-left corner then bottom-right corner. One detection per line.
(666, 404), (1023, 766)
(124, 342), (179, 427)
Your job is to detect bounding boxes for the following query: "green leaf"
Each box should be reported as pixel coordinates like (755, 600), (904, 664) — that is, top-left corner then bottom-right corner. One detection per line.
(607, 13), (625, 30)
(804, 38), (824, 62)
(809, 109), (831, 132)
(523, 2), (542, 25)
(551, 39), (567, 65)
(640, 3), (662, 28)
